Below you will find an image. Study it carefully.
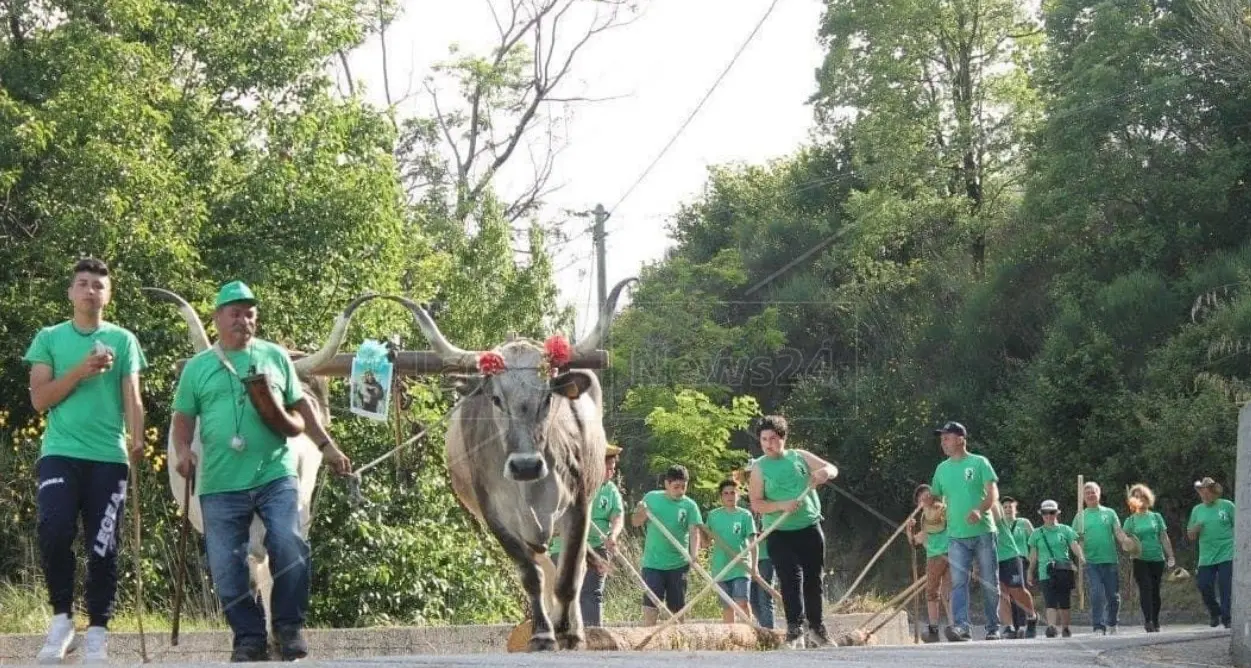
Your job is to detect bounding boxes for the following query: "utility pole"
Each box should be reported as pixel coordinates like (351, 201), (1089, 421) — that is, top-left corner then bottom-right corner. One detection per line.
(592, 203), (609, 315)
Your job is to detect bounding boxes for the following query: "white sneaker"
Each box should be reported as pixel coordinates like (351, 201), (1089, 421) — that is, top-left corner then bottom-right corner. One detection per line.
(82, 627), (108, 664)
(36, 614), (75, 664)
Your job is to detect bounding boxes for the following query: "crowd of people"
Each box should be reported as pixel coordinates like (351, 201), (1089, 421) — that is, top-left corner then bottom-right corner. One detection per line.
(19, 257), (1240, 663)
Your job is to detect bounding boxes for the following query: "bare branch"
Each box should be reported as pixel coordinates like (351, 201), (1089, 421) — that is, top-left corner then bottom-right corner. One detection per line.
(337, 50), (356, 98)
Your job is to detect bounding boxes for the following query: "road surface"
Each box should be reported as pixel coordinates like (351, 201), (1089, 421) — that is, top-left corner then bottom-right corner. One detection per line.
(236, 625), (1231, 668)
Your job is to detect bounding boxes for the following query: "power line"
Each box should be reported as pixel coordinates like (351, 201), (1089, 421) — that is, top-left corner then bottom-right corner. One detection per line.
(605, 0), (783, 216)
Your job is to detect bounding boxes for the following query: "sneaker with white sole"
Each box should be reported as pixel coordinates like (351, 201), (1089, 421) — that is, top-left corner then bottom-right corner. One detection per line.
(36, 614), (76, 664)
(82, 627), (108, 665)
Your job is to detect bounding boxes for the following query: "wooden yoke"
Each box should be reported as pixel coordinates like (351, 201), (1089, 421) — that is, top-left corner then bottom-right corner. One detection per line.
(174, 349), (611, 377)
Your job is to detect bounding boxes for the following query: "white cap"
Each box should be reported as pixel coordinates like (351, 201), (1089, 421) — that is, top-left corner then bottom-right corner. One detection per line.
(1039, 499), (1060, 512)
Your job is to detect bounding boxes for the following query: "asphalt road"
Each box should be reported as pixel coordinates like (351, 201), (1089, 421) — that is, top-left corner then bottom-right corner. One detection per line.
(222, 625), (1230, 668)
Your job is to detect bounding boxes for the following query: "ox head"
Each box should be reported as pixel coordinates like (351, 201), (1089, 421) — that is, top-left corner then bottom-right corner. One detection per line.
(386, 278), (636, 483)
(142, 287), (382, 423)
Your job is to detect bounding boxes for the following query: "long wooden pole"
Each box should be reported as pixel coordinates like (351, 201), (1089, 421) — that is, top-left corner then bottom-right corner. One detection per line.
(910, 539), (921, 643)
(128, 461), (148, 662)
(1076, 474), (1085, 611)
(171, 474), (193, 646)
(833, 505), (923, 611)
(588, 522), (675, 620)
(700, 524), (784, 606)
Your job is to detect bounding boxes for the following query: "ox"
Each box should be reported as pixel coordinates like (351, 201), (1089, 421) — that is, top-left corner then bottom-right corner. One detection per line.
(143, 287), (376, 641)
(385, 279), (634, 651)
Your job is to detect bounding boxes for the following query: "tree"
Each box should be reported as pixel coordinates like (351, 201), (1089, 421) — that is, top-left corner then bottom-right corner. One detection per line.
(812, 0), (1044, 276)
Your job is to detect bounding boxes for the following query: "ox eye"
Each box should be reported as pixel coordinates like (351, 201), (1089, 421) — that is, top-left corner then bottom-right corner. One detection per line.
(491, 395), (504, 410)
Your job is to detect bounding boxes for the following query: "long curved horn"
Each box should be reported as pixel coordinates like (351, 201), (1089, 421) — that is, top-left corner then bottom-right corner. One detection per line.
(142, 287), (211, 353)
(382, 296), (481, 369)
(292, 293), (385, 375)
(574, 277), (638, 358)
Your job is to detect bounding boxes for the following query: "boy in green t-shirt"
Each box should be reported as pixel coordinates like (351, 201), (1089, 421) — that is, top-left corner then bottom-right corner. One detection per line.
(1187, 477), (1235, 628)
(23, 258), (149, 665)
(906, 484), (952, 643)
(631, 465), (704, 626)
(703, 479), (758, 624)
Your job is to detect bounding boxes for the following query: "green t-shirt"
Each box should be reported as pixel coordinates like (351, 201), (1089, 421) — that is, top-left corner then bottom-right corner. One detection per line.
(640, 490), (703, 570)
(1123, 511), (1167, 563)
(925, 527), (950, 559)
(706, 506), (756, 582)
(23, 321), (148, 465)
(550, 481), (624, 556)
(1028, 523), (1077, 581)
(929, 453), (999, 539)
(995, 517), (1022, 562)
(1009, 518), (1034, 559)
(1077, 505), (1121, 564)
(756, 450), (822, 533)
(1188, 499), (1235, 567)
(172, 339), (304, 496)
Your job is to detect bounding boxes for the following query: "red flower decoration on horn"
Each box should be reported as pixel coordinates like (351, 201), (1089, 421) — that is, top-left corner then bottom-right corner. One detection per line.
(477, 351), (506, 376)
(544, 334), (572, 368)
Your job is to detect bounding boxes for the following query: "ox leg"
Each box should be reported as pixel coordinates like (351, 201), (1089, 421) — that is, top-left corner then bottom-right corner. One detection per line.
(484, 512), (555, 651)
(553, 504), (590, 650)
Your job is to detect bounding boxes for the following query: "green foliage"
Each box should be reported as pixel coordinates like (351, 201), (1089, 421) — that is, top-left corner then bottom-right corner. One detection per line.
(623, 388), (760, 504)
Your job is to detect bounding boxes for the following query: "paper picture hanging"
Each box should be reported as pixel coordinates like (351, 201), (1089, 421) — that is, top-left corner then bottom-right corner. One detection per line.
(349, 339), (393, 422)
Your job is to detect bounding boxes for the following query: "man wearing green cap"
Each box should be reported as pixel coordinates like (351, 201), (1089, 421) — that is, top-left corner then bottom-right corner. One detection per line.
(171, 280), (350, 662)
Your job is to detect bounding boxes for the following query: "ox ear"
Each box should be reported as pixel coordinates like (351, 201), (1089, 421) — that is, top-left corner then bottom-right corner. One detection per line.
(549, 371), (594, 400)
(446, 374), (483, 397)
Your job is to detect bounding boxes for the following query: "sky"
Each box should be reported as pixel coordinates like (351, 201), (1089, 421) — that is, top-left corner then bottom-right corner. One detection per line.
(339, 0), (827, 338)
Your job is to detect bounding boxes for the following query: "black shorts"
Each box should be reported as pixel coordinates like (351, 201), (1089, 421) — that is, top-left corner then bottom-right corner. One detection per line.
(641, 565), (690, 612)
(1042, 569), (1075, 610)
(998, 557), (1025, 588)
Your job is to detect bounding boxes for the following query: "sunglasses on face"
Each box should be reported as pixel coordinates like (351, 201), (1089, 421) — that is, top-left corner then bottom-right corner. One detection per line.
(1041, 510), (1058, 516)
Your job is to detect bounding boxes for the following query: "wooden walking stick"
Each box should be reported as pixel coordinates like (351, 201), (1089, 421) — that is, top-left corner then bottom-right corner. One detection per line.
(833, 505), (923, 611)
(1076, 474), (1085, 610)
(128, 459), (149, 662)
(910, 538), (921, 643)
(171, 470), (193, 646)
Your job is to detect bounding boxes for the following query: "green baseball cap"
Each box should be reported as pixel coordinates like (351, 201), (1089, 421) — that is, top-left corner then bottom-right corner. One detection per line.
(214, 280), (257, 309)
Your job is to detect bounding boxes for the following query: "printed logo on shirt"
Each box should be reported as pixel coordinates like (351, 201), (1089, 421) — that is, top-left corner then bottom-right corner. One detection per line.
(678, 509), (688, 526)
(964, 468), (975, 481)
(598, 496), (609, 510)
(733, 522), (743, 536)
(1219, 510), (1230, 524)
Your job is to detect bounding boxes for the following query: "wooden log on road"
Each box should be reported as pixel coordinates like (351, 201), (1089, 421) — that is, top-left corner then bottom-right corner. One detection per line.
(506, 621), (782, 652)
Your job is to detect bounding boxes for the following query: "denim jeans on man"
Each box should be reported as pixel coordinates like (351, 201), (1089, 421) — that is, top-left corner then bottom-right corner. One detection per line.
(947, 532), (1001, 635)
(750, 558), (776, 629)
(200, 476), (309, 651)
(1085, 563), (1120, 630)
(1196, 560), (1233, 626)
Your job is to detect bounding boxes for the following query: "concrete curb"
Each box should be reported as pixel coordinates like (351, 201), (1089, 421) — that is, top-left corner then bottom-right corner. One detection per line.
(0, 614), (911, 664)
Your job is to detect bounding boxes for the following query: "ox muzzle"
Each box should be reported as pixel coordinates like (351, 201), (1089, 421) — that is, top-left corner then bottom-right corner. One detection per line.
(504, 453), (549, 482)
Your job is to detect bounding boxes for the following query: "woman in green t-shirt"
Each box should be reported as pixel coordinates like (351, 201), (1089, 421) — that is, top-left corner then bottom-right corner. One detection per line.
(1187, 477), (1235, 628)
(1026, 499), (1085, 638)
(1122, 483), (1175, 633)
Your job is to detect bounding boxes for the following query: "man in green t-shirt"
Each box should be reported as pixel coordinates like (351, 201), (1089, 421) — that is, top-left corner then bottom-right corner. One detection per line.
(703, 479), (758, 624)
(171, 281), (352, 662)
(748, 414), (839, 649)
(631, 464), (703, 626)
(23, 258), (148, 665)
(1076, 481), (1131, 635)
(929, 421), (1002, 641)
(1187, 477), (1235, 628)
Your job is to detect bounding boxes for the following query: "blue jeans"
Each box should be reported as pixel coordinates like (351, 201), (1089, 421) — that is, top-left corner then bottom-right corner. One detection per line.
(579, 547), (608, 627)
(1085, 563), (1121, 629)
(1197, 560), (1233, 625)
(750, 558), (776, 629)
(948, 533), (1001, 634)
(200, 476), (309, 648)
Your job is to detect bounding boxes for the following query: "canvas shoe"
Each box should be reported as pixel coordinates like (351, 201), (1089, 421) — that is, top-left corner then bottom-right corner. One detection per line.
(81, 627), (108, 665)
(36, 614), (76, 664)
